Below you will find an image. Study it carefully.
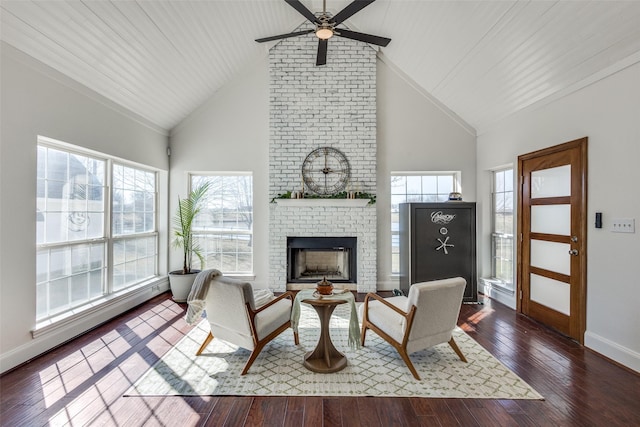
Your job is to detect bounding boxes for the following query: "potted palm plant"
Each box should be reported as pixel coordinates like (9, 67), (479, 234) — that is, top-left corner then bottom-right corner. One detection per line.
(169, 182), (211, 302)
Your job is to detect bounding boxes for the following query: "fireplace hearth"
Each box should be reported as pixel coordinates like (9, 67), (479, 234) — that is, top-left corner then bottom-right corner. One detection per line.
(287, 237), (357, 283)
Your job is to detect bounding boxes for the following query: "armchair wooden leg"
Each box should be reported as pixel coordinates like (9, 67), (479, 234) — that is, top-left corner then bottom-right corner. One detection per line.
(398, 347), (421, 380)
(241, 342), (267, 375)
(360, 323), (368, 346)
(196, 332), (214, 356)
(293, 330), (300, 345)
(448, 337), (467, 363)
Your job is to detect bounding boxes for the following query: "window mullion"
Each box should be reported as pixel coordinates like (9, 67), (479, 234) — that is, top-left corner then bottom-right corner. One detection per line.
(105, 159), (113, 295)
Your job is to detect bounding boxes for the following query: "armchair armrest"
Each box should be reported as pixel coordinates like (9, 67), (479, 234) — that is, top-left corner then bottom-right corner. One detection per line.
(363, 292), (410, 318)
(249, 291), (295, 316)
(245, 291), (295, 344)
(362, 292), (417, 347)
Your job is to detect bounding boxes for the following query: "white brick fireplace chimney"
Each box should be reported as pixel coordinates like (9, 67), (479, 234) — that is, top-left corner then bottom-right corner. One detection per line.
(268, 30), (378, 293)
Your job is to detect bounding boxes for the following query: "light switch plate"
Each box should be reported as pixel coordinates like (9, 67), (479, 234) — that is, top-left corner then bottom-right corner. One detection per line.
(611, 218), (635, 233)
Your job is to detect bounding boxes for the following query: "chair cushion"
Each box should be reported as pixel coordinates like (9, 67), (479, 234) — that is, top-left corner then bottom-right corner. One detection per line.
(254, 298), (292, 340)
(360, 296), (408, 344)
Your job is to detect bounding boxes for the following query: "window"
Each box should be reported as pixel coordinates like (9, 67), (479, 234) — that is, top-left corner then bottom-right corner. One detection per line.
(390, 172), (460, 274)
(491, 168), (514, 290)
(112, 165), (158, 291)
(190, 174), (253, 274)
(36, 138), (157, 321)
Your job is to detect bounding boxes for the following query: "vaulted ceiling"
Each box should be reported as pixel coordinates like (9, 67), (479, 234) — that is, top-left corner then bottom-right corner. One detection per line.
(2, 1), (640, 134)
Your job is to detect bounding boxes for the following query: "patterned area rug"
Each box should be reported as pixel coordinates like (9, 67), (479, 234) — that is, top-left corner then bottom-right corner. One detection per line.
(127, 304), (543, 399)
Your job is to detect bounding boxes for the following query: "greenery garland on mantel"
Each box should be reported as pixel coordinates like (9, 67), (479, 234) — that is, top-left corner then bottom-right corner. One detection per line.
(271, 191), (376, 205)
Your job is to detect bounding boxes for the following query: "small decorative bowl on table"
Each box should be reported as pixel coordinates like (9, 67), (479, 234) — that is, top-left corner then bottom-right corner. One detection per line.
(316, 276), (334, 296)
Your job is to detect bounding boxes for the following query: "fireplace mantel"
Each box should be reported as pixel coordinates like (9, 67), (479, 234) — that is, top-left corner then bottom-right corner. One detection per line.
(274, 199), (371, 207)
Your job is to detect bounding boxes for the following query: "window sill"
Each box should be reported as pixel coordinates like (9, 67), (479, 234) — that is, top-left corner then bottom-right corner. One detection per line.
(223, 274), (256, 281)
(479, 278), (514, 295)
(32, 276), (168, 339)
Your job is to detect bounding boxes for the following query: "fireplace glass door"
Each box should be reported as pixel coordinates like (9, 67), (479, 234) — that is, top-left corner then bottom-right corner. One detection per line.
(287, 237), (356, 283)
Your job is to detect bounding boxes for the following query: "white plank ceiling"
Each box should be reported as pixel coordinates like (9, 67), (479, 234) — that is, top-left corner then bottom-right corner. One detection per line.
(2, 0), (640, 133)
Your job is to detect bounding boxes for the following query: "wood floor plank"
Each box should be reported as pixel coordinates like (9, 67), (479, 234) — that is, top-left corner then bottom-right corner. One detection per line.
(202, 396), (236, 427)
(302, 396), (323, 427)
(222, 396), (253, 426)
(1, 292), (639, 427)
(282, 395), (305, 427)
(283, 397), (305, 427)
(260, 395), (288, 426)
(322, 397), (342, 427)
(354, 396), (382, 426)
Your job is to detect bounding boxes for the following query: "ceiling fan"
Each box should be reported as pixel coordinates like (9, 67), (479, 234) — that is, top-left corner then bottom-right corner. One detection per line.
(255, 0), (391, 66)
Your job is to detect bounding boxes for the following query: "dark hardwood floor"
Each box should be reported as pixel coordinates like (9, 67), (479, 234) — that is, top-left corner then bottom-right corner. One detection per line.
(1, 291), (639, 426)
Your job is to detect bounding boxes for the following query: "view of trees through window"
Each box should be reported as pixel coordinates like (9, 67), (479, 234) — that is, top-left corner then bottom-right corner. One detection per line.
(191, 174), (253, 274)
(112, 164), (157, 291)
(492, 168), (514, 289)
(36, 139), (158, 320)
(390, 173), (458, 274)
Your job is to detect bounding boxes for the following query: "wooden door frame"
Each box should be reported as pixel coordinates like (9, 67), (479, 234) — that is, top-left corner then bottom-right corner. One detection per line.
(516, 137), (587, 343)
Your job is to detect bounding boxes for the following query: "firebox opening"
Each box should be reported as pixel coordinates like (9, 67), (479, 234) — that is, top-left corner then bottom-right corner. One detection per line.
(287, 237), (356, 283)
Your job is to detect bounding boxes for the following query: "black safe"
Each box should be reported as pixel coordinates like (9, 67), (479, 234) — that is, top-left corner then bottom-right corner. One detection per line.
(399, 202), (477, 302)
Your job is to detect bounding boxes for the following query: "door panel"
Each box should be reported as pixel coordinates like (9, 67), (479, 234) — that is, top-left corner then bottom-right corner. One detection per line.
(531, 204), (571, 235)
(517, 137), (587, 342)
(530, 239), (571, 275)
(530, 273), (571, 315)
(531, 165), (571, 198)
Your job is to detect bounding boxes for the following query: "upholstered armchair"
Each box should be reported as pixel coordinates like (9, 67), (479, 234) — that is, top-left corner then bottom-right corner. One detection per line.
(360, 277), (467, 380)
(194, 275), (299, 375)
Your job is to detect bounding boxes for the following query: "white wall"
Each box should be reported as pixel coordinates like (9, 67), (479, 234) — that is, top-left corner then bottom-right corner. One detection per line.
(169, 54), (477, 291)
(477, 61), (640, 372)
(376, 60), (477, 288)
(0, 43), (170, 373)
(169, 57), (271, 286)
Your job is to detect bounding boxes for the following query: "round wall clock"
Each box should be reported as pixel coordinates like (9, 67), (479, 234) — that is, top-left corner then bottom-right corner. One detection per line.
(302, 147), (351, 195)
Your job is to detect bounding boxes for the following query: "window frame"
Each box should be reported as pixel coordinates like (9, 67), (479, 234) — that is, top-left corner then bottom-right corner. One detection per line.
(390, 171), (461, 276)
(36, 136), (160, 322)
(490, 167), (515, 291)
(189, 172), (254, 275)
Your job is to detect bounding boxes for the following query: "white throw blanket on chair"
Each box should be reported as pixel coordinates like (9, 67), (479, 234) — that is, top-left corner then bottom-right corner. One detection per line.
(184, 269), (222, 325)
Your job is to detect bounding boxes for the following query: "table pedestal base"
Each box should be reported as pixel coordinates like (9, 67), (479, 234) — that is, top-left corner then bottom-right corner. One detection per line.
(303, 301), (347, 373)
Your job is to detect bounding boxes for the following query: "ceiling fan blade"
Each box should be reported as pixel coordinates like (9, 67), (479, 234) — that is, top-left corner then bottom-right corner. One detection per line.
(255, 29), (314, 43)
(285, 0), (321, 25)
(331, 0), (376, 25)
(335, 28), (391, 47)
(316, 39), (328, 66)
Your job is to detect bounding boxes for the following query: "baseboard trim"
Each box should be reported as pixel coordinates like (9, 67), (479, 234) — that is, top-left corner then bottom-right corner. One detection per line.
(584, 330), (640, 374)
(0, 280), (169, 374)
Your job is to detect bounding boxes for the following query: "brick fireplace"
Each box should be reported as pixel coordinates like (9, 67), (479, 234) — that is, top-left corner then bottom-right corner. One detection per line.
(268, 27), (377, 293)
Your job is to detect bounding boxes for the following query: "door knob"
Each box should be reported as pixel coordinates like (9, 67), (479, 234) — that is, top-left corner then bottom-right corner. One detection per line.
(569, 249), (579, 256)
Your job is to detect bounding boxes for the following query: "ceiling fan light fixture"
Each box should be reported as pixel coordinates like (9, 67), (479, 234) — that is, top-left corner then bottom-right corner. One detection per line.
(315, 25), (334, 40)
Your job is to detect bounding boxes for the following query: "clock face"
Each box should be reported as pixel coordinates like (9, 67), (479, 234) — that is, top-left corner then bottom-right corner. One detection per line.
(302, 147), (351, 195)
